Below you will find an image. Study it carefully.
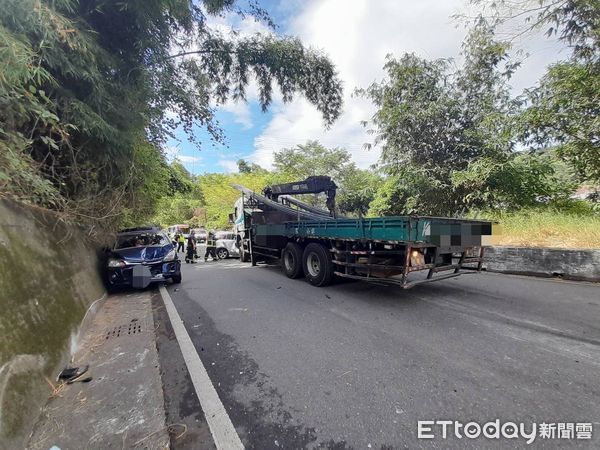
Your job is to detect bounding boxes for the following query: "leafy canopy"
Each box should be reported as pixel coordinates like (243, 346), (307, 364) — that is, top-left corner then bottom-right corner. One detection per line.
(0, 0), (343, 233)
(359, 21), (523, 215)
(467, 0), (600, 182)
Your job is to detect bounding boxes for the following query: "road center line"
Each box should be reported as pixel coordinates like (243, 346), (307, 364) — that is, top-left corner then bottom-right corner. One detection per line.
(158, 285), (244, 450)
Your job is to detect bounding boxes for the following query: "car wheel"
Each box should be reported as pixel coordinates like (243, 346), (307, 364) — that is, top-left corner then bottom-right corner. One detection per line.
(282, 242), (304, 279)
(302, 243), (335, 287)
(217, 248), (229, 259)
(172, 273), (182, 284)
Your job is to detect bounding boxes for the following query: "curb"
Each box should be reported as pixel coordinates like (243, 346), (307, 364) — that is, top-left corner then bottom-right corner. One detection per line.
(481, 246), (600, 282)
(27, 291), (170, 450)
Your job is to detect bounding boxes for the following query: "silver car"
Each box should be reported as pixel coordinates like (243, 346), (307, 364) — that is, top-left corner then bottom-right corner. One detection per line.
(215, 231), (239, 259)
(192, 228), (208, 243)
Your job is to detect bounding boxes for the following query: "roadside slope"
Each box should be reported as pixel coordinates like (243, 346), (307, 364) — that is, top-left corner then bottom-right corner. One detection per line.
(0, 199), (105, 449)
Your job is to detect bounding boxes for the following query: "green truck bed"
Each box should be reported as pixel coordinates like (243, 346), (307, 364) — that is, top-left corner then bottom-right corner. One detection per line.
(255, 216), (493, 247)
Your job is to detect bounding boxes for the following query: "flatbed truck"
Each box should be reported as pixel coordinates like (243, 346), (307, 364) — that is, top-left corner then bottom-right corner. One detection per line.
(231, 178), (494, 289)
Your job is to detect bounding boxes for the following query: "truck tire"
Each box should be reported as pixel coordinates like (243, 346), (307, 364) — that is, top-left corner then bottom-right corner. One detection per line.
(239, 243), (250, 262)
(302, 243), (335, 287)
(282, 242), (304, 279)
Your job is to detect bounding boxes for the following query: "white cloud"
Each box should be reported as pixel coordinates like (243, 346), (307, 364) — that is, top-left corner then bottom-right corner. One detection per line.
(207, 13), (274, 39)
(178, 155), (203, 163)
(218, 159), (239, 173)
(164, 146), (179, 162)
(219, 99), (253, 129)
(251, 0), (468, 169)
(251, 0), (568, 169)
(164, 146), (203, 165)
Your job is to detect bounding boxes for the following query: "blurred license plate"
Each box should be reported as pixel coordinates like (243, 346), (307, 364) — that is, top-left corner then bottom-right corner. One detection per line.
(132, 265), (152, 289)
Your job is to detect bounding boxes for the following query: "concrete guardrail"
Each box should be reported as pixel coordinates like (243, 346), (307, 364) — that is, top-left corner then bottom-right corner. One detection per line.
(482, 246), (600, 282)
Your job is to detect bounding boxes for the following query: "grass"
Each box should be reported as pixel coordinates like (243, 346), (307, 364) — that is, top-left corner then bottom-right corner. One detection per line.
(476, 209), (600, 249)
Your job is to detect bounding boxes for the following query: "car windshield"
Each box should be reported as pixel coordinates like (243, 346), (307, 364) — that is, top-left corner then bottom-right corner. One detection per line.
(115, 232), (169, 249)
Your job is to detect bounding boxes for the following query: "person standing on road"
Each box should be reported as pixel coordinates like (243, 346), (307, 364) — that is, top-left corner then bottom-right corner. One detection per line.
(177, 233), (185, 253)
(204, 230), (217, 261)
(186, 231), (197, 263)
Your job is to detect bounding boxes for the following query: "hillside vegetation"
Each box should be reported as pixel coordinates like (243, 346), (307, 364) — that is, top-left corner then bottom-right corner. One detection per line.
(157, 142), (599, 249)
(1, 0), (598, 249)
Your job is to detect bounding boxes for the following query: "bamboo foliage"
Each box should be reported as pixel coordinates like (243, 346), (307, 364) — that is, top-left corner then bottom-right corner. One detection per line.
(0, 0), (343, 236)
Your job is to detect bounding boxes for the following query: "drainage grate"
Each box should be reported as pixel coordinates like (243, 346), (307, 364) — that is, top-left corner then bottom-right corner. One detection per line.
(127, 319), (142, 335)
(105, 319), (142, 339)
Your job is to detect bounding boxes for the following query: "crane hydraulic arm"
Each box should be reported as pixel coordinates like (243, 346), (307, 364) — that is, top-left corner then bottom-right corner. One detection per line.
(263, 176), (337, 216)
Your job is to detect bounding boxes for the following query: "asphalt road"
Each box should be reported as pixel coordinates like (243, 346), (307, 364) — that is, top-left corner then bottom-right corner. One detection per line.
(163, 257), (600, 449)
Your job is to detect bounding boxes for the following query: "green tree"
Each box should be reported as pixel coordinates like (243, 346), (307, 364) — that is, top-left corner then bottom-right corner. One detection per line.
(368, 169), (447, 216)
(153, 196), (203, 228)
(237, 159), (265, 174)
(196, 170), (289, 229)
(521, 61), (599, 182)
(168, 160), (196, 195)
(360, 21), (521, 215)
(452, 152), (576, 210)
(0, 0), (343, 233)
(468, 0), (599, 62)
(273, 141), (352, 179)
(468, 0), (600, 182)
(150, 159), (205, 227)
(273, 141), (380, 216)
(119, 140), (170, 227)
(336, 166), (381, 217)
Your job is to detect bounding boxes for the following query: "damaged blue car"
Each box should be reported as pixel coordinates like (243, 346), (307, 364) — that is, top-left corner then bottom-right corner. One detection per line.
(105, 227), (181, 291)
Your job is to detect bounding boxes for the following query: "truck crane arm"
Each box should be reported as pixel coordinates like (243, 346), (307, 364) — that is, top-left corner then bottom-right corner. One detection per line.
(263, 176), (338, 216)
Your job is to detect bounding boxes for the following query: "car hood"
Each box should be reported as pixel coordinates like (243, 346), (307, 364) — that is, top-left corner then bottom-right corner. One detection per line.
(112, 245), (171, 263)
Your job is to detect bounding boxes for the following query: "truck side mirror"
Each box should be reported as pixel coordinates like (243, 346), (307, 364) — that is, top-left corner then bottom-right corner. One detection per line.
(228, 213), (234, 224)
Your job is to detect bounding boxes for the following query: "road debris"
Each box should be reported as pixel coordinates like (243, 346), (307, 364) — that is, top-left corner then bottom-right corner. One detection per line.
(56, 365), (88, 382)
(44, 377), (65, 399)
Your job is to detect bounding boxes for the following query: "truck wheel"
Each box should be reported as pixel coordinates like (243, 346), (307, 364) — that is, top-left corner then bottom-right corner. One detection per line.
(239, 245), (250, 262)
(302, 243), (335, 287)
(282, 243), (304, 279)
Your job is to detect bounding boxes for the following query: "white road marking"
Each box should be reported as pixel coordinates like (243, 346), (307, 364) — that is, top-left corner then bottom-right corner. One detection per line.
(158, 285), (244, 450)
(192, 262), (252, 270)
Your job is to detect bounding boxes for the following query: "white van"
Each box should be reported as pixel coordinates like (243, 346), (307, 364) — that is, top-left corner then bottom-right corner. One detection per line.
(167, 224), (190, 240)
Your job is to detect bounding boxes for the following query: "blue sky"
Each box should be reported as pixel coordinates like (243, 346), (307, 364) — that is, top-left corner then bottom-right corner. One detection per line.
(165, 0), (304, 174)
(168, 0), (570, 175)
(165, 101), (274, 174)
